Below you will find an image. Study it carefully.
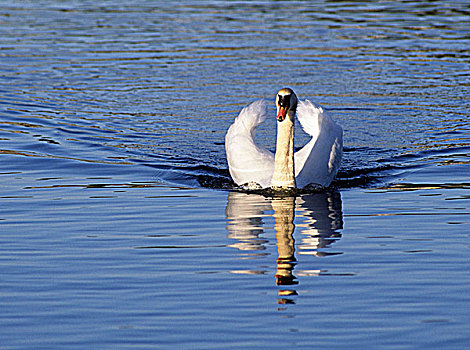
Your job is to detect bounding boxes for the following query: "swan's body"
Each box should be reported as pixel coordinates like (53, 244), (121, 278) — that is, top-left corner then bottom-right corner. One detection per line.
(225, 88), (343, 190)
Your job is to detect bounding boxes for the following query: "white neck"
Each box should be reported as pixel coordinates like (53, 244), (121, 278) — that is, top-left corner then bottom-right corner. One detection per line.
(271, 111), (296, 188)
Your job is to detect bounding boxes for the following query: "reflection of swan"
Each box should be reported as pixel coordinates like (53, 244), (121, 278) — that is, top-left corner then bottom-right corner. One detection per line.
(225, 192), (271, 253)
(296, 192), (343, 257)
(225, 88), (343, 189)
(226, 191), (343, 256)
(225, 191), (343, 298)
(271, 196), (298, 288)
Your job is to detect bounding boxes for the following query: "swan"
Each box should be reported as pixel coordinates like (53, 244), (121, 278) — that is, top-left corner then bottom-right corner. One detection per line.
(225, 88), (343, 190)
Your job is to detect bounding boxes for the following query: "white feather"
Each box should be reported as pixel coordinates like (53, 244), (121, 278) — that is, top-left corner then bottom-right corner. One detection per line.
(294, 99), (343, 188)
(225, 98), (343, 189)
(225, 99), (274, 188)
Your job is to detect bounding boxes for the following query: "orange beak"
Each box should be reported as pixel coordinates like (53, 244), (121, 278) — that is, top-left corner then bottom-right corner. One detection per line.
(277, 106), (287, 122)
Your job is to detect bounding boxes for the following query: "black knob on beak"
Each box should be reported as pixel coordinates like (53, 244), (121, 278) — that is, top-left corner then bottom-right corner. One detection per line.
(278, 94), (291, 108)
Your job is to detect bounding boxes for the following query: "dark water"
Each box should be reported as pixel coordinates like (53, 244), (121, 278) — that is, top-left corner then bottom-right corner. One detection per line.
(1, 1), (469, 348)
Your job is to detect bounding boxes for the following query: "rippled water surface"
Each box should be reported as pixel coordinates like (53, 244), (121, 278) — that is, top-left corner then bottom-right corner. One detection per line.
(1, 1), (469, 349)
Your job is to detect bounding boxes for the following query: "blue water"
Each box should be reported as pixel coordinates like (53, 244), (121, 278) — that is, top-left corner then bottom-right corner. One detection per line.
(1, 1), (469, 349)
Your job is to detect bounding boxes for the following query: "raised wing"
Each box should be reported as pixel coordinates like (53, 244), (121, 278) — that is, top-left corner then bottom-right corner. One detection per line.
(225, 99), (274, 188)
(294, 100), (343, 188)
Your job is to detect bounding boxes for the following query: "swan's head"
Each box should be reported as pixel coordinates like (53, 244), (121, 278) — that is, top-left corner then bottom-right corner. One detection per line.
(276, 88), (298, 122)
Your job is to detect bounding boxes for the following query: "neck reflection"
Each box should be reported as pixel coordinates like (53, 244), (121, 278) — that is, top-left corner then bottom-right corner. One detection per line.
(225, 191), (343, 304)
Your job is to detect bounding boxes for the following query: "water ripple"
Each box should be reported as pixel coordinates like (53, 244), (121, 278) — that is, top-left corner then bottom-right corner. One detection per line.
(1, 0), (469, 189)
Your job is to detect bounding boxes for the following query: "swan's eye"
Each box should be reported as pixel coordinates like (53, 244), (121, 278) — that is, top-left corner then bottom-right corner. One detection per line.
(278, 94), (291, 108)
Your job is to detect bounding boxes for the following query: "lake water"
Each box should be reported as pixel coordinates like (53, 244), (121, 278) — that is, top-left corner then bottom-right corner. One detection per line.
(1, 1), (469, 348)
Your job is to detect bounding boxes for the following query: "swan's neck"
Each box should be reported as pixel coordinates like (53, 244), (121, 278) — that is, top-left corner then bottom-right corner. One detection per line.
(271, 112), (296, 188)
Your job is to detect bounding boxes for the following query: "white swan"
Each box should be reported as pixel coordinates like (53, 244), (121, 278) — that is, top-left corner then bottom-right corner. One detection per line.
(225, 88), (343, 190)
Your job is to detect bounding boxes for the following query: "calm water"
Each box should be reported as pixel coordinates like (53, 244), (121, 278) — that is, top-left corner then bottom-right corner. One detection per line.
(1, 1), (469, 348)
